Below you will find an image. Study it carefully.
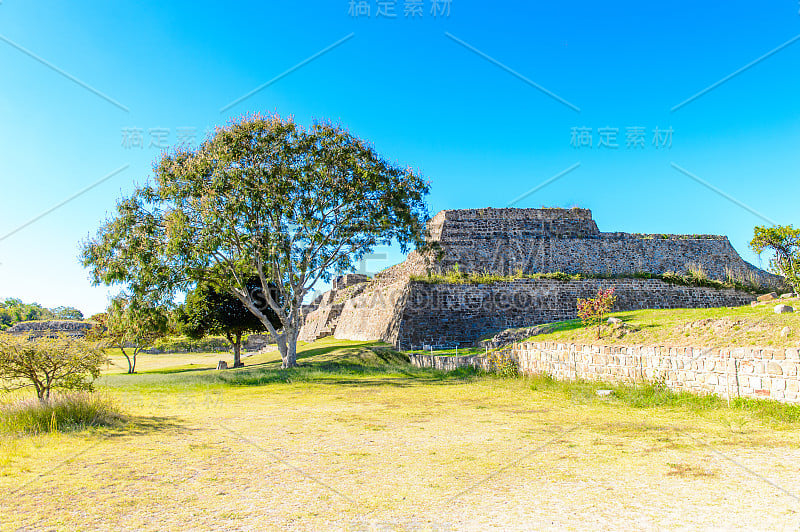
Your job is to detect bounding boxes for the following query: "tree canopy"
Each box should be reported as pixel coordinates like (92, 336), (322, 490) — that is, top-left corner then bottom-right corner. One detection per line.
(750, 225), (800, 293)
(81, 114), (430, 367)
(0, 299), (84, 330)
(89, 296), (169, 374)
(175, 276), (280, 367)
(0, 334), (106, 401)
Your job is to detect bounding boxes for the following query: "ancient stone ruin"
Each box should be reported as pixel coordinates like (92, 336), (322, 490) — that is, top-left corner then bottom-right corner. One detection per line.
(5, 320), (95, 338)
(300, 208), (779, 348)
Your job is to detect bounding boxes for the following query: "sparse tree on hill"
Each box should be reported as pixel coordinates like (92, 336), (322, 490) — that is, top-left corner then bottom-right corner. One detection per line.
(175, 277), (280, 368)
(750, 225), (800, 293)
(0, 334), (107, 401)
(81, 113), (430, 368)
(577, 288), (617, 339)
(89, 296), (168, 374)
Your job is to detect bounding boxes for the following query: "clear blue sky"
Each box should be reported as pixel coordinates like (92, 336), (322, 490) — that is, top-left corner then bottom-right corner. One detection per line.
(1, 1), (798, 316)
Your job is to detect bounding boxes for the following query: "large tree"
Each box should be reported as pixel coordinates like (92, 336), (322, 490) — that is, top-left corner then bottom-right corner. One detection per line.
(81, 114), (429, 368)
(175, 277), (280, 368)
(750, 225), (800, 293)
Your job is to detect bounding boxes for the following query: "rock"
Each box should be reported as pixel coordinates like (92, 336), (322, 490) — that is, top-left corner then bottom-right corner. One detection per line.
(781, 327), (791, 338)
(596, 389), (613, 397)
(751, 301), (759, 307)
(607, 317), (623, 325)
(775, 304), (795, 314)
(781, 293), (795, 299)
(758, 292), (778, 302)
(216, 360), (228, 370)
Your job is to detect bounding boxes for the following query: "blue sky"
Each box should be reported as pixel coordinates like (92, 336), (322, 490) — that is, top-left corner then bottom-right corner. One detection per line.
(1, 1), (798, 316)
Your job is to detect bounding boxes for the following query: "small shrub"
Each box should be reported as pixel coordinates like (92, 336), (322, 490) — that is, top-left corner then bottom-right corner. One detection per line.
(0, 393), (123, 435)
(486, 350), (519, 378)
(577, 288), (617, 338)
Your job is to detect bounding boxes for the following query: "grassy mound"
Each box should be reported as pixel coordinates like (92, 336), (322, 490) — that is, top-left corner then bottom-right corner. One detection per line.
(525, 299), (800, 348)
(0, 393), (123, 435)
(99, 337), (479, 389)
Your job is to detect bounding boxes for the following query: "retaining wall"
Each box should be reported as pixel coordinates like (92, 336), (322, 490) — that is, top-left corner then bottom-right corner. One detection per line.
(409, 342), (800, 403)
(393, 279), (755, 348)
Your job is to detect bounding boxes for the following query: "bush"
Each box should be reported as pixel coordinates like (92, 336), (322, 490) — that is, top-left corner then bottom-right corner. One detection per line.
(0, 334), (107, 400)
(0, 393), (122, 434)
(486, 350), (519, 378)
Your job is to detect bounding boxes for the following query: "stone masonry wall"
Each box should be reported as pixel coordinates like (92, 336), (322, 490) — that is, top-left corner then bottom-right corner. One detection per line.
(300, 208), (777, 346)
(429, 208), (775, 285)
(410, 342), (800, 404)
(393, 278), (755, 347)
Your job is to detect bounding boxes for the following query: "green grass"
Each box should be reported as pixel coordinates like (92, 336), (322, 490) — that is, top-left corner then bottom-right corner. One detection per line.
(0, 393), (123, 435)
(99, 337), (480, 391)
(525, 375), (800, 425)
(523, 300), (800, 348)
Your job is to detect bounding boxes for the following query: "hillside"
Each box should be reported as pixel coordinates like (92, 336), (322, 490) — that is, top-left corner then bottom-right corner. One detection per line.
(524, 296), (800, 349)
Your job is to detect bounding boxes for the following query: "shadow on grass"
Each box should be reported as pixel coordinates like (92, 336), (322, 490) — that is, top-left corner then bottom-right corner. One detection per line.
(102, 340), (481, 389)
(211, 362), (480, 388)
(102, 414), (190, 438)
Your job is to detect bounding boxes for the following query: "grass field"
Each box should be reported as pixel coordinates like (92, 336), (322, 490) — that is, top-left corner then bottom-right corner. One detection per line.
(3, 337), (800, 530)
(528, 297), (800, 348)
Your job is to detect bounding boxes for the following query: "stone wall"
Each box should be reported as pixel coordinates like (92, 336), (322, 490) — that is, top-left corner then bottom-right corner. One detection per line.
(301, 207), (778, 347)
(5, 320), (95, 337)
(333, 282), (410, 342)
(429, 208), (775, 285)
(410, 342), (800, 403)
(391, 278), (755, 348)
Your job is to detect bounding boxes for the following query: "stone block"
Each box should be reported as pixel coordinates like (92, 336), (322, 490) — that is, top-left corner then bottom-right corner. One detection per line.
(767, 362), (783, 375)
(774, 304), (794, 314)
(758, 292), (778, 302)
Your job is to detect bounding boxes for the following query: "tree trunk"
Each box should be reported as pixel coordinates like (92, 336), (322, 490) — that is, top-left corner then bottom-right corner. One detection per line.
(120, 347), (134, 374)
(233, 332), (243, 368)
(281, 326), (299, 369)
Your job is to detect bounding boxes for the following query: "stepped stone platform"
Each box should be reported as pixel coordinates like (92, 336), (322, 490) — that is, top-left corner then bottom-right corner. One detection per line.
(300, 208), (780, 348)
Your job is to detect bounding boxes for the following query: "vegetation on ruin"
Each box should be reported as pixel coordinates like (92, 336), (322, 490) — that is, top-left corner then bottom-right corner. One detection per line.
(410, 267), (770, 294)
(522, 299), (800, 348)
(0, 298), (84, 330)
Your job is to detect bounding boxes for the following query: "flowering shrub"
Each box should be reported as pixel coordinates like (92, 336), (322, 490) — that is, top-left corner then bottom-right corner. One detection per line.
(577, 288), (617, 338)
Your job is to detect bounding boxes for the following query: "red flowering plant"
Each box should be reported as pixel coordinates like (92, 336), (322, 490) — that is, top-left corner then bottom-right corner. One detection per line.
(576, 288), (617, 339)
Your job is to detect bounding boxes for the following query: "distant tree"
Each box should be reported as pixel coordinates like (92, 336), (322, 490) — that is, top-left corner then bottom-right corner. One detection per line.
(51, 306), (84, 321)
(81, 113), (430, 368)
(750, 225), (800, 293)
(175, 277), (280, 368)
(577, 288), (617, 339)
(0, 334), (107, 401)
(89, 296), (168, 374)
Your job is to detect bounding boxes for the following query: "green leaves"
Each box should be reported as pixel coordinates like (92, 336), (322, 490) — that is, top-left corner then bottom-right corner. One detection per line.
(0, 334), (107, 400)
(81, 113), (430, 367)
(750, 225), (800, 292)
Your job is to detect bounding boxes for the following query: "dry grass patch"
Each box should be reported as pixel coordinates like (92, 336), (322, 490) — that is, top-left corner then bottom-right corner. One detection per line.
(2, 339), (800, 530)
